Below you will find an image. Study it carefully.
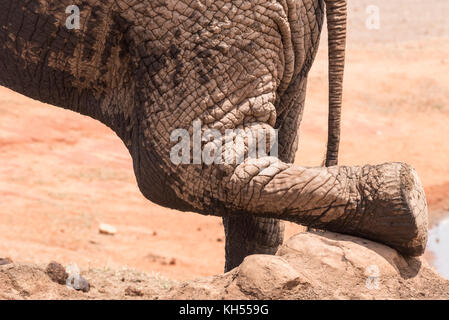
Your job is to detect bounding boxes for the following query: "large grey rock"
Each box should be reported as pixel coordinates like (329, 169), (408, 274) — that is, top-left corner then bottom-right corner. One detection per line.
(163, 231), (449, 299)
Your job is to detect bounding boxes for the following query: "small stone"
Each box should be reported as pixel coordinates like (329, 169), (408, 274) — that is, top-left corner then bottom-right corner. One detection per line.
(169, 258), (176, 265)
(99, 223), (117, 235)
(65, 264), (90, 293)
(67, 274), (90, 293)
(217, 237), (223, 242)
(46, 261), (68, 285)
(0, 257), (12, 266)
(152, 231), (157, 236)
(77, 276), (90, 293)
(125, 286), (144, 297)
(98, 288), (106, 294)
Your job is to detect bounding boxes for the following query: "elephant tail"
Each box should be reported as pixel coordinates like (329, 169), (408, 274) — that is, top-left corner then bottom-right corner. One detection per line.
(324, 0), (347, 167)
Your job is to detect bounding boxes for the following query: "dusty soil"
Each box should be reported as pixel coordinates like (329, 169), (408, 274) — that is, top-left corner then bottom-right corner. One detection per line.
(2, 231), (448, 300)
(0, 0), (448, 287)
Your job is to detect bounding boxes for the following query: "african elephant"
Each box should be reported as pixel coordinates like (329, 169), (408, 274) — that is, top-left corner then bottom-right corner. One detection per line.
(0, 0), (427, 272)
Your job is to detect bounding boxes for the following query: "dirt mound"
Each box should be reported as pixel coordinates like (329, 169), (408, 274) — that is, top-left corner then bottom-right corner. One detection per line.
(0, 262), (174, 300)
(2, 231), (448, 300)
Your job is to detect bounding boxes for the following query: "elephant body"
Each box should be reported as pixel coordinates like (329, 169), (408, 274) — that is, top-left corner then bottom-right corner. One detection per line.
(0, 0), (427, 271)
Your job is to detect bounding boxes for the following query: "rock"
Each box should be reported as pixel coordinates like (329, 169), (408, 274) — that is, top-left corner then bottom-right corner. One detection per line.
(46, 261), (68, 285)
(125, 286), (144, 297)
(66, 264), (90, 293)
(0, 257), (13, 266)
(68, 275), (90, 293)
(161, 231), (449, 300)
(233, 255), (306, 297)
(99, 223), (117, 235)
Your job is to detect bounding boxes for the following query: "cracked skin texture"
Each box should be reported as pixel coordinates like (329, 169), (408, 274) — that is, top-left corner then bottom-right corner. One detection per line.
(0, 0), (427, 271)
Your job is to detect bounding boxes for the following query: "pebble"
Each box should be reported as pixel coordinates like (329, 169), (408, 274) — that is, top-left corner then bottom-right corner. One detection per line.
(46, 261), (68, 285)
(125, 286), (144, 297)
(67, 275), (90, 293)
(99, 223), (117, 235)
(65, 264), (90, 293)
(0, 257), (12, 266)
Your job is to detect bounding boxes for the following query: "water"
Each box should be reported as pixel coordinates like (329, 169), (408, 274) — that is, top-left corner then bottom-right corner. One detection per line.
(428, 216), (449, 279)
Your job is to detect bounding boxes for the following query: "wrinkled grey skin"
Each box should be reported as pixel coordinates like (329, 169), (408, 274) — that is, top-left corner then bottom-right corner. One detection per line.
(0, 0), (427, 272)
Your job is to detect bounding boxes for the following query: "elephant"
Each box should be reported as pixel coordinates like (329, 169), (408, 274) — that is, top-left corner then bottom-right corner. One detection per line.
(0, 0), (428, 272)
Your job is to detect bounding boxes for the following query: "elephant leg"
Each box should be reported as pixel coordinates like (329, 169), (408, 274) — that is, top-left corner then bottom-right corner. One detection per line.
(175, 151), (428, 257)
(222, 216), (284, 272)
(221, 78), (308, 272)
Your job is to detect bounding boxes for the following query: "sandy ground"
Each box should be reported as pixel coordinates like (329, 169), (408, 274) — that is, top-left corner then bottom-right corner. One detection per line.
(0, 0), (448, 280)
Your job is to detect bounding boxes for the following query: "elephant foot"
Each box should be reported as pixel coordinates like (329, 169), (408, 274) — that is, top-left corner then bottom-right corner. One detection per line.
(349, 163), (428, 256)
(223, 216), (284, 272)
(226, 160), (429, 257)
